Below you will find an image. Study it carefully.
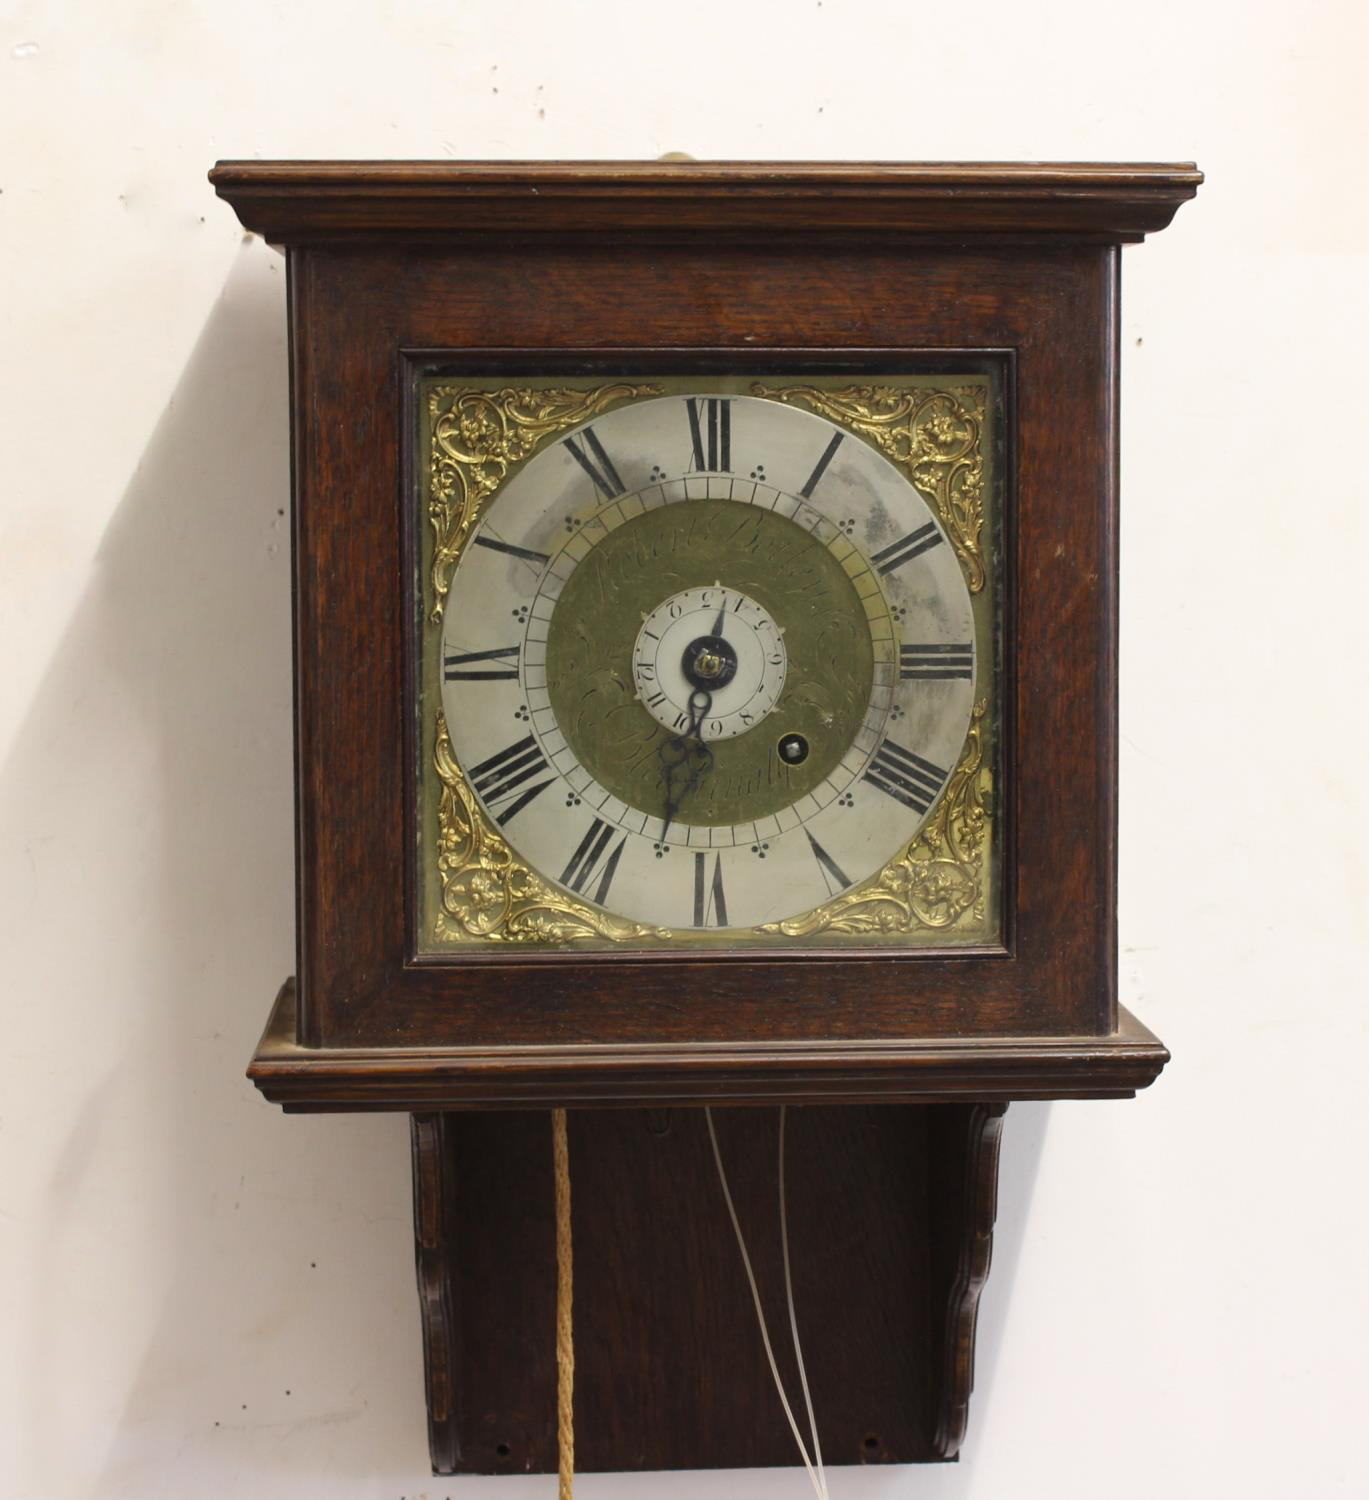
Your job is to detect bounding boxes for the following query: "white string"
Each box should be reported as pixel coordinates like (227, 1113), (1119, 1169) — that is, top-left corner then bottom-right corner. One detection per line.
(705, 1106), (829, 1500)
(780, 1106), (829, 1500)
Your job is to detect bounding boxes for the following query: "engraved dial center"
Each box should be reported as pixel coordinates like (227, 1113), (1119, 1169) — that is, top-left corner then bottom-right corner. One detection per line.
(633, 587), (787, 743)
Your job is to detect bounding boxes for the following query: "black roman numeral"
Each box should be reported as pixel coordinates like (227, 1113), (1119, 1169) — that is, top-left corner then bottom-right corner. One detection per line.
(559, 817), (627, 905)
(799, 431), (843, 498)
(563, 426), (626, 498)
(863, 739), (949, 814)
(473, 534), (552, 568)
(871, 522), (943, 575)
(443, 644), (520, 681)
(899, 643), (973, 680)
(693, 852), (729, 927)
(686, 398), (731, 472)
(467, 734), (554, 827)
(806, 830), (852, 897)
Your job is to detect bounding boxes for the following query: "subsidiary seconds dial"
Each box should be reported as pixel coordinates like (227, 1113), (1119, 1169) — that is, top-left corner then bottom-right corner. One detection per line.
(633, 585), (787, 743)
(440, 392), (977, 932)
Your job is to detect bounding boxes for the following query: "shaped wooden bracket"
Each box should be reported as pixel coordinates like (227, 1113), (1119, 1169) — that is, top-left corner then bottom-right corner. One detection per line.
(411, 1102), (1006, 1475)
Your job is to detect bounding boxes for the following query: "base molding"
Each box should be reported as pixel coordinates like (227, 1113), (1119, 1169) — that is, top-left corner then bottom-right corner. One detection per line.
(250, 979), (1168, 1110)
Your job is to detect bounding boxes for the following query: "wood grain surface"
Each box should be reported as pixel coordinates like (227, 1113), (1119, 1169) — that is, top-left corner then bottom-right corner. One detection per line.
(410, 1102), (1007, 1475)
(250, 979), (1168, 1109)
(210, 159), (1201, 242)
(207, 160), (1198, 1101)
(284, 242), (1119, 1057)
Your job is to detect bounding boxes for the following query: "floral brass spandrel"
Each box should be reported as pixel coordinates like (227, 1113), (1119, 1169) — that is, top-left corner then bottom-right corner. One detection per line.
(433, 711), (669, 945)
(427, 382), (660, 623)
(434, 702), (992, 946)
(759, 700), (992, 938)
(751, 382), (988, 593)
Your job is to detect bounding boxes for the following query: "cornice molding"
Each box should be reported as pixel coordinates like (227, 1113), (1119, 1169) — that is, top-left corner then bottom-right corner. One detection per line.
(210, 159), (1202, 245)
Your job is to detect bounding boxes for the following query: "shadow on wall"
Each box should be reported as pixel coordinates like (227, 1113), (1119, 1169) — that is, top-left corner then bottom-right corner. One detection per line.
(5, 243), (1050, 1496)
(5, 248), (420, 1497)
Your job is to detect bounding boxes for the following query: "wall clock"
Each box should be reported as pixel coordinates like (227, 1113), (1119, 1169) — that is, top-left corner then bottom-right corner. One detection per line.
(212, 160), (1200, 1476)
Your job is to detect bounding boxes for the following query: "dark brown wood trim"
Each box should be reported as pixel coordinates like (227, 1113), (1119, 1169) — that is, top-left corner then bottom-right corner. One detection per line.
(412, 1114), (461, 1473)
(408, 1102), (1016, 1473)
(396, 347), (1016, 1005)
(249, 980), (1168, 1110)
(1100, 247), (1123, 1031)
(285, 245), (314, 1043)
(287, 245), (1118, 1051)
(210, 160), (1201, 244)
(931, 1103), (1007, 1457)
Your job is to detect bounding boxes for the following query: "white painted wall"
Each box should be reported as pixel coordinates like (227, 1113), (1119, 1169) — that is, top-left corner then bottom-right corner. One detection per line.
(3, 2), (1365, 1496)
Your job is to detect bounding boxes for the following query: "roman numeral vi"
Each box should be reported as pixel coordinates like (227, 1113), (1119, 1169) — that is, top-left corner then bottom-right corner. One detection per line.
(693, 853), (729, 927)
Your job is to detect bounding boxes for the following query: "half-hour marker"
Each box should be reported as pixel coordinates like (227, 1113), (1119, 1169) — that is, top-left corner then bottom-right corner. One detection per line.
(693, 852), (729, 927)
(468, 734), (554, 827)
(871, 522), (942, 575)
(799, 431), (843, 498)
(806, 830), (852, 897)
(563, 426), (626, 498)
(863, 739), (949, 814)
(473, 534), (552, 568)
(686, 398), (731, 472)
(559, 817), (627, 905)
(899, 643), (973, 680)
(443, 644), (521, 681)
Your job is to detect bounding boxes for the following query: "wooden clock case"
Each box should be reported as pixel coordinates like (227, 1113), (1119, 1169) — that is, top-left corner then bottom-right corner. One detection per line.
(211, 160), (1199, 1474)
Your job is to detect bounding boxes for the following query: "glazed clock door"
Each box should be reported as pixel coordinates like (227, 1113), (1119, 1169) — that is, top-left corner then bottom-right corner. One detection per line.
(417, 374), (1001, 952)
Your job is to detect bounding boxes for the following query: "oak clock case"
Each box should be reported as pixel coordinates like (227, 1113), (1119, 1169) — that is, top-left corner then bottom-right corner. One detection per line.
(211, 159), (1199, 1479)
(417, 373), (1001, 953)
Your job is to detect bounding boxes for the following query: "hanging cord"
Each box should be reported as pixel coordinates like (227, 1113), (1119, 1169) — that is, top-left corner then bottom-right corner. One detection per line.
(705, 1106), (830, 1500)
(552, 1108), (574, 1500)
(779, 1107), (827, 1495)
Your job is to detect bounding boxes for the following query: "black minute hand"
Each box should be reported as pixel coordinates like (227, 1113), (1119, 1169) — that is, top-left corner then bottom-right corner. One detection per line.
(658, 688), (715, 842)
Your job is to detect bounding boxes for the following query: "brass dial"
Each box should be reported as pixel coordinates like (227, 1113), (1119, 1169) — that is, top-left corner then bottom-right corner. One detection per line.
(434, 388), (981, 934)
